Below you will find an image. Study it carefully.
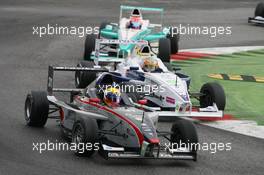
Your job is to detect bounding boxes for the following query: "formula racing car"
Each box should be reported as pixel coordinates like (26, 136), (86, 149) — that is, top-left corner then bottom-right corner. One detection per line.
(84, 5), (179, 63)
(24, 66), (198, 161)
(76, 39), (226, 120)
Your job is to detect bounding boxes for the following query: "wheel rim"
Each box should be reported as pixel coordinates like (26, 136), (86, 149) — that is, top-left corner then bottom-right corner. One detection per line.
(73, 124), (84, 153)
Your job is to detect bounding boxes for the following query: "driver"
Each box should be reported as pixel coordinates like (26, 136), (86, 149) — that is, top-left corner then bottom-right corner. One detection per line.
(103, 86), (121, 107)
(127, 8), (143, 29)
(142, 57), (160, 72)
(136, 45), (162, 72)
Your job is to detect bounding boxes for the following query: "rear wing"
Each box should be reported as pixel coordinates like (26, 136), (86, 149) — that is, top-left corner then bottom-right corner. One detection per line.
(120, 5), (163, 12)
(92, 39), (148, 64)
(47, 66), (108, 95)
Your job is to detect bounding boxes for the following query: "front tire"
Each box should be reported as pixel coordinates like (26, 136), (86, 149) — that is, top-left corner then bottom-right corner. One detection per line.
(84, 34), (96, 61)
(171, 119), (198, 160)
(200, 82), (226, 110)
(72, 119), (98, 157)
(24, 91), (49, 127)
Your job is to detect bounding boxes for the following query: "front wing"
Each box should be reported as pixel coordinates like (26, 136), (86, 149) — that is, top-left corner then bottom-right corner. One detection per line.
(157, 110), (223, 118)
(248, 16), (264, 24)
(101, 144), (196, 160)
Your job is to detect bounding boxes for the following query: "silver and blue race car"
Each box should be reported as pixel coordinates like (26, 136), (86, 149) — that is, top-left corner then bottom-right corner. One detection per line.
(24, 66), (198, 161)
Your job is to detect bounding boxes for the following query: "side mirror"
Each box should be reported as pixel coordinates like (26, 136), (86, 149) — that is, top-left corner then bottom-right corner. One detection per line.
(137, 99), (147, 105)
(89, 98), (101, 103)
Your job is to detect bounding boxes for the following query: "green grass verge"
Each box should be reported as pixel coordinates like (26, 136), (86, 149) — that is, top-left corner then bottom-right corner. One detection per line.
(171, 49), (264, 125)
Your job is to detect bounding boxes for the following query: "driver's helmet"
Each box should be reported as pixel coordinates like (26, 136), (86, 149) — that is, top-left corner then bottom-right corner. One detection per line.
(142, 57), (159, 72)
(103, 86), (121, 106)
(129, 8), (142, 29)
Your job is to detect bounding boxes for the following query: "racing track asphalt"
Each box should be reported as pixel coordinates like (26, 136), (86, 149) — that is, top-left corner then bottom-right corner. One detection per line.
(0, 0), (263, 175)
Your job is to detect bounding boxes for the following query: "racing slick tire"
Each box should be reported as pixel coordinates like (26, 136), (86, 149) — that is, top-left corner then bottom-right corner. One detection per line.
(158, 38), (171, 63)
(167, 28), (179, 54)
(200, 82), (226, 110)
(84, 34), (96, 61)
(60, 104), (80, 141)
(72, 118), (98, 157)
(171, 119), (198, 160)
(75, 61), (97, 88)
(255, 2), (264, 17)
(24, 91), (49, 127)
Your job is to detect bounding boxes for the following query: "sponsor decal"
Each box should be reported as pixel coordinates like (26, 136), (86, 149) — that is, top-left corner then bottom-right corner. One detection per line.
(98, 39), (147, 45)
(166, 96), (175, 104)
(108, 152), (139, 158)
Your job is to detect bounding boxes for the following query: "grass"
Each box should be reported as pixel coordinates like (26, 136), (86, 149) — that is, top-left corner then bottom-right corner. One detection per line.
(171, 49), (264, 125)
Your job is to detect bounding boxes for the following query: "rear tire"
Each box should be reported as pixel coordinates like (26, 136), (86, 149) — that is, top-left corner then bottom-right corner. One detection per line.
(24, 91), (49, 127)
(75, 61), (97, 88)
(84, 34), (96, 61)
(158, 38), (171, 63)
(200, 82), (226, 110)
(167, 28), (179, 54)
(171, 119), (198, 160)
(72, 119), (98, 157)
(169, 36), (179, 54)
(255, 3), (264, 17)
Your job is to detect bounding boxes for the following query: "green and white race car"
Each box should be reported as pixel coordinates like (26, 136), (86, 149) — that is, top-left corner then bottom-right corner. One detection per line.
(84, 5), (179, 63)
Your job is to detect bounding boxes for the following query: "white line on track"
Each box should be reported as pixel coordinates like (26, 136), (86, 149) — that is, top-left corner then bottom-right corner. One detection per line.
(180, 46), (264, 55)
